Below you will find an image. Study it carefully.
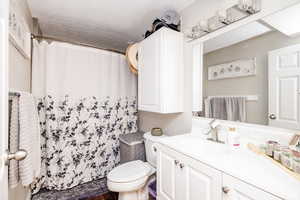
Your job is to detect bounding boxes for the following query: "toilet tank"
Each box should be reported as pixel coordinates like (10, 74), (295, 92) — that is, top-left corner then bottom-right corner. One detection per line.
(143, 132), (167, 167)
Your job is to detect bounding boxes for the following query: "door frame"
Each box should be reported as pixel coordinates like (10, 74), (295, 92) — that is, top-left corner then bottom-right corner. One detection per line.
(0, 0), (9, 199)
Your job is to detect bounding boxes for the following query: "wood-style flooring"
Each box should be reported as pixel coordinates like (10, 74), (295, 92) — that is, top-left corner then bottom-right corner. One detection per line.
(85, 192), (118, 200)
(85, 193), (156, 200)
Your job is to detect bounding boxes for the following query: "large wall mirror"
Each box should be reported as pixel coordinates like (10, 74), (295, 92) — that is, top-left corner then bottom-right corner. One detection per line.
(194, 3), (300, 130)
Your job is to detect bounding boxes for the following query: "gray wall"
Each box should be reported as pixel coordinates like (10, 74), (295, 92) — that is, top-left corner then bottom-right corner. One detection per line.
(203, 31), (300, 125)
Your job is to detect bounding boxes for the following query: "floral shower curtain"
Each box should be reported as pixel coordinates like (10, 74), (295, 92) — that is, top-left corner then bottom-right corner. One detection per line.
(31, 40), (137, 192)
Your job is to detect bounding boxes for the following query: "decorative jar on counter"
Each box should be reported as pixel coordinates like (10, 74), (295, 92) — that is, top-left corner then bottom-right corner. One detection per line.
(293, 157), (300, 174)
(273, 146), (283, 162)
(266, 141), (278, 157)
(281, 149), (293, 169)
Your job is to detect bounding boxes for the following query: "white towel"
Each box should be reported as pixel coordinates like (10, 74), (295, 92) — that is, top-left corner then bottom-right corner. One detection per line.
(18, 92), (41, 186)
(8, 96), (20, 188)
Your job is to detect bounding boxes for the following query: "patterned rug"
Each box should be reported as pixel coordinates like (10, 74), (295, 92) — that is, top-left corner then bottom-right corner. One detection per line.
(32, 178), (110, 200)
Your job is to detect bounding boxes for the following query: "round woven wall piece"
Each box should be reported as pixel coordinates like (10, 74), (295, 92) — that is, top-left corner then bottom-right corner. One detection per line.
(126, 43), (139, 75)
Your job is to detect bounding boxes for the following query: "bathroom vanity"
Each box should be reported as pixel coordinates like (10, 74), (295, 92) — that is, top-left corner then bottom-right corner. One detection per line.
(156, 134), (300, 200)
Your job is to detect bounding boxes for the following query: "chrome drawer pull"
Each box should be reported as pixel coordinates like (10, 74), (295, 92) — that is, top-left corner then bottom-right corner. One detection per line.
(179, 163), (185, 169)
(174, 160), (179, 165)
(222, 187), (230, 194)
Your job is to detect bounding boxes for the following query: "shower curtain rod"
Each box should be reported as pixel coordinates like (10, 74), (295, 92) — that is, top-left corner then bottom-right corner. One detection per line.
(31, 34), (125, 55)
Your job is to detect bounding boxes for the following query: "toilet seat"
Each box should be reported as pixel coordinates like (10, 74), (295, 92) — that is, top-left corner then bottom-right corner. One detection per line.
(108, 160), (151, 183)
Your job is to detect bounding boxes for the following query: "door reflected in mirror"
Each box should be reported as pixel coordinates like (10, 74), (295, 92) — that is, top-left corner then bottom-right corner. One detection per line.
(194, 4), (300, 129)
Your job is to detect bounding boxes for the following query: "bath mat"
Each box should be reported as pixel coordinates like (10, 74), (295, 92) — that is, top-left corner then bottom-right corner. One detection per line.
(32, 178), (109, 200)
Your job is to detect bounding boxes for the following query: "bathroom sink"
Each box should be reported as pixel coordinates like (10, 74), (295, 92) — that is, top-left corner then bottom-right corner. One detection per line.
(207, 138), (225, 144)
(160, 135), (231, 157)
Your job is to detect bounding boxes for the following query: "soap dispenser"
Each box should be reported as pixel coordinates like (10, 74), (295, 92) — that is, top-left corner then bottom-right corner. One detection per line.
(227, 127), (240, 148)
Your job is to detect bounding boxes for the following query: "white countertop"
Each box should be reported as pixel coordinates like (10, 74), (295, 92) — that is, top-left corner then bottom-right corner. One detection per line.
(158, 134), (300, 200)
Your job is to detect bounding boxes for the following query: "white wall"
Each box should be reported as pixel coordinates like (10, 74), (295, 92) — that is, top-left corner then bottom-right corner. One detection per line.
(9, 44), (31, 91)
(0, 0), (9, 199)
(8, 0), (33, 200)
(203, 31), (300, 125)
(9, 0), (32, 92)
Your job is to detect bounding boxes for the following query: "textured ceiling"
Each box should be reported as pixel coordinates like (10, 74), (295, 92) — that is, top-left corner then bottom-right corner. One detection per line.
(27, 0), (194, 52)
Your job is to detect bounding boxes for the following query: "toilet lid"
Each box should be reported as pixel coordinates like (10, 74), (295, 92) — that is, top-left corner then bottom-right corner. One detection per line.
(108, 160), (151, 183)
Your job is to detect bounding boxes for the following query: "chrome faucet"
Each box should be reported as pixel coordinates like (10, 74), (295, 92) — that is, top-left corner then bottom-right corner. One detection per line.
(205, 119), (223, 143)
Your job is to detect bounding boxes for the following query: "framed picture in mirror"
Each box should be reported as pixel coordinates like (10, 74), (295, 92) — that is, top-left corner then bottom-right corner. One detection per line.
(208, 58), (256, 80)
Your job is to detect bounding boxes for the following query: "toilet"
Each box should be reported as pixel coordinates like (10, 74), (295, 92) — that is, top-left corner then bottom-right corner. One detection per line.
(107, 132), (166, 200)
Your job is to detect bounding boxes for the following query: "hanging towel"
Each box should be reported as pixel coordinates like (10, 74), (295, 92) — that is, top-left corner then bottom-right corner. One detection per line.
(8, 96), (19, 188)
(225, 97), (246, 122)
(209, 97), (228, 120)
(18, 92), (41, 186)
(206, 96), (247, 122)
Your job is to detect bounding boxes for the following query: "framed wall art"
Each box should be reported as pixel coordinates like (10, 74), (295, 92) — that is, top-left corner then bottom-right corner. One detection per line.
(208, 58), (256, 80)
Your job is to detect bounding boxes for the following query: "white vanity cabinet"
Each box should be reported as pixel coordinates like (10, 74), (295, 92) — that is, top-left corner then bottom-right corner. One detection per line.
(138, 27), (184, 113)
(157, 145), (222, 200)
(157, 144), (281, 200)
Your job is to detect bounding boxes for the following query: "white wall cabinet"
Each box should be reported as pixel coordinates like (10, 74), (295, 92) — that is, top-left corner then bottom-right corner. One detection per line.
(157, 144), (281, 200)
(138, 28), (184, 113)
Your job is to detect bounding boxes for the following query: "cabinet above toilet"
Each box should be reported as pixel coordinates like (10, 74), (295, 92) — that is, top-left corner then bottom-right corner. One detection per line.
(138, 28), (184, 114)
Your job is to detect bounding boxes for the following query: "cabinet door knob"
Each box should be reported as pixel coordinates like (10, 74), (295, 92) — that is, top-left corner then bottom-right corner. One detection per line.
(179, 163), (185, 169)
(174, 160), (179, 165)
(222, 187), (230, 194)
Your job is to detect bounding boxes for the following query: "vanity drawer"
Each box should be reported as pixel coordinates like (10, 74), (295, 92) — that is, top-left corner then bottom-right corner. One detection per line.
(222, 174), (281, 200)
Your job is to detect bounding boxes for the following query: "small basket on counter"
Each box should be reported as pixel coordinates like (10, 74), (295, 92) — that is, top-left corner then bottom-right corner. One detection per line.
(248, 135), (300, 181)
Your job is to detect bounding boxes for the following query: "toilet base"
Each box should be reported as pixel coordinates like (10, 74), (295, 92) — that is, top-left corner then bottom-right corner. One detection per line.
(118, 185), (148, 200)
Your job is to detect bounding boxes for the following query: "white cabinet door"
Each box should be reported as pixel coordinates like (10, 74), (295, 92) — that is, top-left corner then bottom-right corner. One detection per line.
(222, 175), (281, 200)
(184, 156), (222, 200)
(157, 145), (189, 200)
(269, 44), (300, 129)
(138, 31), (161, 112)
(157, 145), (222, 200)
(157, 147), (177, 200)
